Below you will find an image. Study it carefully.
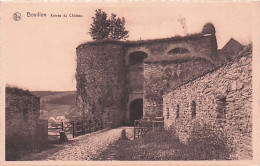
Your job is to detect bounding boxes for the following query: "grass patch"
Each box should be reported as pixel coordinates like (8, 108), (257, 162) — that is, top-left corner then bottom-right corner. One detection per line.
(96, 130), (183, 160)
(96, 126), (233, 160)
(181, 123), (233, 160)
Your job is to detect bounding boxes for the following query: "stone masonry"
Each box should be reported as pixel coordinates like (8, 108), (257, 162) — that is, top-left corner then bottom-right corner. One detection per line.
(5, 87), (41, 160)
(76, 23), (224, 126)
(163, 51), (252, 160)
(76, 43), (127, 128)
(143, 57), (215, 118)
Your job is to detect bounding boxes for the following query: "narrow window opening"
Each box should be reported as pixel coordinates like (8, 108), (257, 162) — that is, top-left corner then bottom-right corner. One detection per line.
(166, 108), (170, 119)
(216, 96), (227, 119)
(128, 51), (148, 65)
(176, 104), (180, 119)
(191, 101), (196, 118)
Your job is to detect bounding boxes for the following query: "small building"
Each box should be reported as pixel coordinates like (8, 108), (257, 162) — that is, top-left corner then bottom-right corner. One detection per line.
(218, 38), (244, 61)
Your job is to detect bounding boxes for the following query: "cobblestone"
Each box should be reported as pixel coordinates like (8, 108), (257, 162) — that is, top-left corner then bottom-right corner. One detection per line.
(22, 127), (134, 161)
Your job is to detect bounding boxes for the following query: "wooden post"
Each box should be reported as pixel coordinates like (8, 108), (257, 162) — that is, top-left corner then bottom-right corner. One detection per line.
(88, 125), (90, 133)
(134, 127), (135, 139)
(81, 120), (84, 135)
(72, 121), (75, 138)
(61, 122), (64, 131)
(32, 131), (35, 153)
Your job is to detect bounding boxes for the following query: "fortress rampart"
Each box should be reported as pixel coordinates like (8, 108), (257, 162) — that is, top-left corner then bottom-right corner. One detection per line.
(76, 23), (235, 127)
(76, 43), (127, 127)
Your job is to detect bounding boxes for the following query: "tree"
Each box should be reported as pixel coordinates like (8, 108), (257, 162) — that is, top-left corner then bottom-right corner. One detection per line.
(89, 9), (129, 40)
(108, 13), (129, 40)
(89, 9), (110, 40)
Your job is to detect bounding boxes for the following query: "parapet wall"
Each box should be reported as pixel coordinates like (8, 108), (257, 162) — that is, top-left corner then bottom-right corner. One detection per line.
(5, 87), (41, 160)
(163, 53), (252, 159)
(76, 42), (127, 128)
(126, 33), (217, 60)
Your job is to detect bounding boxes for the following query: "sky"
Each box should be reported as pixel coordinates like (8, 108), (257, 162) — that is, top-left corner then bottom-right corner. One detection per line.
(0, 2), (256, 91)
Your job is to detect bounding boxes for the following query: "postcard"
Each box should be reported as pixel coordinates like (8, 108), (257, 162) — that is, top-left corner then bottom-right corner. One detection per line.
(0, 1), (259, 166)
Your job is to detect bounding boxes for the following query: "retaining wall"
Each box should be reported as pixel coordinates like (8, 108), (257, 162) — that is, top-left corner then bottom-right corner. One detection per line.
(163, 53), (252, 159)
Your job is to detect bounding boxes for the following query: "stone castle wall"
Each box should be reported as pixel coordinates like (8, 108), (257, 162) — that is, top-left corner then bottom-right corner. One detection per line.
(163, 53), (252, 159)
(76, 42), (127, 128)
(5, 87), (41, 160)
(75, 24), (252, 159)
(126, 34), (217, 59)
(141, 35), (217, 118)
(126, 64), (144, 123)
(127, 64), (144, 93)
(76, 25), (220, 125)
(143, 58), (215, 118)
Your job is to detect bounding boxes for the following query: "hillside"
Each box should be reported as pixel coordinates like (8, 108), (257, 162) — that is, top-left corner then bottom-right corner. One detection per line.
(31, 91), (78, 122)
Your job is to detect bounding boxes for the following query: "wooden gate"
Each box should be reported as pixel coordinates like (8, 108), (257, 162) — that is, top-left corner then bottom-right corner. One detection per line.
(134, 119), (164, 139)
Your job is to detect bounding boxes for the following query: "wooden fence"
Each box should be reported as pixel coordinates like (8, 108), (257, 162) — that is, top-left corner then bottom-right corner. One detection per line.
(48, 121), (103, 139)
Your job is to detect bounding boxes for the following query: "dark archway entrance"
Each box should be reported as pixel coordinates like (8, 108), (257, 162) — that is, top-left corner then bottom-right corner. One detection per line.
(129, 99), (143, 126)
(128, 51), (148, 65)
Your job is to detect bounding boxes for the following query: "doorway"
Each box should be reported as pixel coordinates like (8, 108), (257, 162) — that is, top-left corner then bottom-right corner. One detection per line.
(129, 99), (143, 126)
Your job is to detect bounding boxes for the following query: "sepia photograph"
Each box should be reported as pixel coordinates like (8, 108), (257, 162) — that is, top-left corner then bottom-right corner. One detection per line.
(0, 1), (259, 165)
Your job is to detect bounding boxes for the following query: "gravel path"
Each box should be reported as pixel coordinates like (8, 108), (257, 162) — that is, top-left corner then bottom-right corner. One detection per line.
(22, 127), (134, 161)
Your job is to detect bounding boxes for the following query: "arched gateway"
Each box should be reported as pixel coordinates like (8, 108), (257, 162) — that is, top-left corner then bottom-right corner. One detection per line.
(129, 99), (143, 126)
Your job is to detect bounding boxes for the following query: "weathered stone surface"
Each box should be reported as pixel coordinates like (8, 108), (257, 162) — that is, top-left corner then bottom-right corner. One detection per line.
(60, 131), (68, 142)
(76, 25), (231, 126)
(76, 43), (127, 128)
(143, 59), (215, 118)
(163, 53), (252, 160)
(5, 87), (41, 160)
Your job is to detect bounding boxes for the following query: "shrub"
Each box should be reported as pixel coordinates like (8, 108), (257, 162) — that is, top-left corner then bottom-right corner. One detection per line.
(179, 123), (234, 160)
(239, 42), (252, 56)
(142, 130), (179, 144)
(96, 123), (234, 160)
